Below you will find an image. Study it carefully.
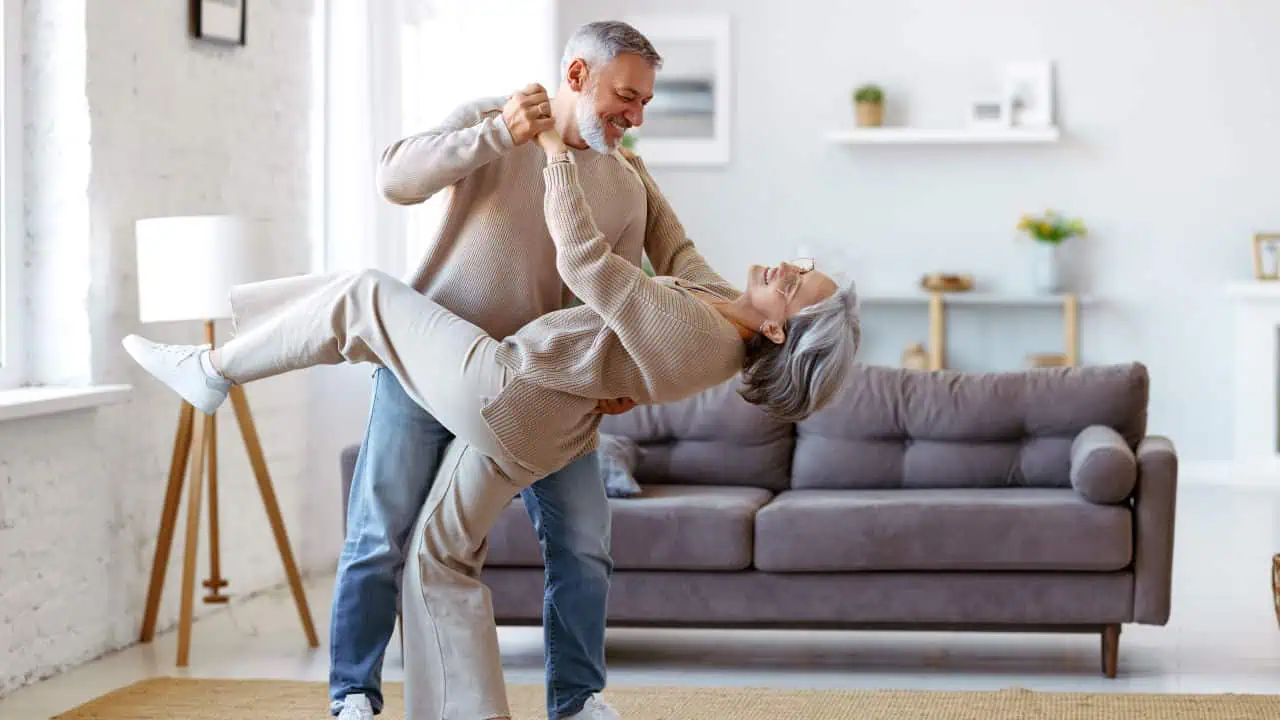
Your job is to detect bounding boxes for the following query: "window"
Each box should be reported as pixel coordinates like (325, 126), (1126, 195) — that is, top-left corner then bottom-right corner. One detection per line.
(317, 0), (555, 277)
(0, 0), (24, 390)
(397, 0), (556, 265)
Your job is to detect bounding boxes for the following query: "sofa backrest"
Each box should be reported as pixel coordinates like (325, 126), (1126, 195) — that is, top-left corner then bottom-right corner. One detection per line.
(599, 377), (794, 491)
(790, 362), (1149, 490)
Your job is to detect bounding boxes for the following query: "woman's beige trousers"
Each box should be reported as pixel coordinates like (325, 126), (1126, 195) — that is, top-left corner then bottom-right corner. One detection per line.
(219, 269), (543, 719)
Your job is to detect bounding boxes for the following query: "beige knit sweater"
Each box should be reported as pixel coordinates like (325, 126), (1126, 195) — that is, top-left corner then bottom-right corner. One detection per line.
(486, 154), (746, 476)
(378, 96), (647, 341)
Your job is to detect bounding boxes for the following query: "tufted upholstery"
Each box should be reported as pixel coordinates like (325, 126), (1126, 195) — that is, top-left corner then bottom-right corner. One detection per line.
(790, 363), (1148, 491)
(599, 377), (794, 491)
(603, 363), (1148, 494)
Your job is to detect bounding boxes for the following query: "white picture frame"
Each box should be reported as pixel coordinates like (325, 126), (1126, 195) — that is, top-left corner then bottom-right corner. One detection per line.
(622, 14), (731, 166)
(1002, 61), (1054, 127)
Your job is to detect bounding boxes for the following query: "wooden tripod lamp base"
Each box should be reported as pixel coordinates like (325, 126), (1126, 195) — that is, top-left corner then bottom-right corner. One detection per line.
(136, 320), (319, 666)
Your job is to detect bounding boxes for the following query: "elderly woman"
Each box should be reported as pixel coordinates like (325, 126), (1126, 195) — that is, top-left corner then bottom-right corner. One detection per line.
(123, 129), (860, 719)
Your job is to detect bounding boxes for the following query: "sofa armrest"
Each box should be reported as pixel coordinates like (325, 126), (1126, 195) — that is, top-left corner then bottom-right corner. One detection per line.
(1132, 435), (1177, 625)
(1069, 425), (1137, 504)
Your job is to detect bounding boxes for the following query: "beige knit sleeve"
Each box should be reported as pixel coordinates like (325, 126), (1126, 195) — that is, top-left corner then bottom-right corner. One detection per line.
(623, 151), (739, 297)
(376, 96), (515, 205)
(542, 157), (648, 320)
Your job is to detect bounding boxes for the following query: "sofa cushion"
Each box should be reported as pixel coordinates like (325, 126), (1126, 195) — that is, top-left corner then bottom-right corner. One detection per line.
(791, 363), (1149, 490)
(1070, 425), (1137, 504)
(485, 485), (774, 571)
(599, 433), (642, 498)
(600, 377), (794, 491)
(754, 488), (1132, 572)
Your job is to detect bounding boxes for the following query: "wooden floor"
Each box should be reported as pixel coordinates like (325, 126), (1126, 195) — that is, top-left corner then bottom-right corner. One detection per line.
(3, 482), (1279, 718)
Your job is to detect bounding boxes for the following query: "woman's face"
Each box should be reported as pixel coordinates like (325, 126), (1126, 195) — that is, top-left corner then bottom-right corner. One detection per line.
(743, 258), (838, 329)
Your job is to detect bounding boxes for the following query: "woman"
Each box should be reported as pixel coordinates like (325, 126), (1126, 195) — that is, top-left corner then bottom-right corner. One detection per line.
(123, 130), (860, 719)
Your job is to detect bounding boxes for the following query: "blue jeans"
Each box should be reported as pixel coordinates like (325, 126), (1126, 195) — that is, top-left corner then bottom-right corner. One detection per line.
(330, 368), (613, 718)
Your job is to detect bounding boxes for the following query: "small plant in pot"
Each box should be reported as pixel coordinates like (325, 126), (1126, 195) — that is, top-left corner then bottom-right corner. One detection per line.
(853, 84), (884, 127)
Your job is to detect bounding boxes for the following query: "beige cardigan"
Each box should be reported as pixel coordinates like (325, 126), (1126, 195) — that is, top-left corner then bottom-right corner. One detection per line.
(486, 153), (746, 475)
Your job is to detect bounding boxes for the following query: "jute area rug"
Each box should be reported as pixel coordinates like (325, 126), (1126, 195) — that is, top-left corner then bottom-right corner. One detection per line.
(52, 677), (1279, 719)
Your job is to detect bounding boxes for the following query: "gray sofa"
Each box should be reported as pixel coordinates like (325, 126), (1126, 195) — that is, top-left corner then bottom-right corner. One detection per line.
(339, 362), (1176, 678)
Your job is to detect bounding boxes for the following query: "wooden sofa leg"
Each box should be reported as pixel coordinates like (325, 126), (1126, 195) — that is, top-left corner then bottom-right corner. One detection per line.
(1101, 624), (1120, 678)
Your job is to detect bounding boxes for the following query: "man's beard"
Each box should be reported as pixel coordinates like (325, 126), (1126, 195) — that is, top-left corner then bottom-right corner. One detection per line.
(575, 84), (617, 154)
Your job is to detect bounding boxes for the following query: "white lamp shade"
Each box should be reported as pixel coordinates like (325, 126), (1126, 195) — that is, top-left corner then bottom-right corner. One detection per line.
(135, 215), (270, 324)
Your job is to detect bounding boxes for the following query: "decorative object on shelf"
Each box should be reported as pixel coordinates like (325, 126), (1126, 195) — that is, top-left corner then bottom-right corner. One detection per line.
(1002, 61), (1054, 127)
(853, 84), (884, 127)
(1027, 352), (1069, 368)
(1018, 209), (1087, 293)
(1252, 233), (1280, 280)
(920, 272), (974, 293)
(622, 13), (731, 166)
(190, 0), (247, 46)
(901, 342), (930, 370)
(967, 96), (1010, 129)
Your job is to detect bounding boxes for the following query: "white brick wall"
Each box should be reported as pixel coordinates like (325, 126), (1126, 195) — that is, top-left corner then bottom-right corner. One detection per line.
(1, 0), (343, 695)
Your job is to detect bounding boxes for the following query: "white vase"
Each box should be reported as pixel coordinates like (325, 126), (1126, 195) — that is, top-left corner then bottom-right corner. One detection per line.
(1030, 242), (1064, 293)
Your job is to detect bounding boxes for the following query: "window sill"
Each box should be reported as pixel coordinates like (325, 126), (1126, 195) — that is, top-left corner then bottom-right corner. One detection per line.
(0, 384), (133, 422)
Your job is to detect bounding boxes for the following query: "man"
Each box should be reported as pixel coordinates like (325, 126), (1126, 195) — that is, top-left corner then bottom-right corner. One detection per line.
(331, 21), (669, 720)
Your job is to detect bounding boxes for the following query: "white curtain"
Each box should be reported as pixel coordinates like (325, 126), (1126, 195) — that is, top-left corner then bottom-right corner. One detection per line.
(320, 0), (558, 277)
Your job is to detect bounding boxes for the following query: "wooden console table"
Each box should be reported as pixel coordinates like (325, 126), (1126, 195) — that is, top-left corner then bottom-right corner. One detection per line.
(862, 291), (1087, 371)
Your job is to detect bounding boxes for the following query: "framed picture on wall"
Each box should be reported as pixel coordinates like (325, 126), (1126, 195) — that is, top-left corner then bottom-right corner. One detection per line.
(1254, 233), (1280, 280)
(1002, 61), (1054, 127)
(190, 0), (246, 46)
(621, 14), (732, 166)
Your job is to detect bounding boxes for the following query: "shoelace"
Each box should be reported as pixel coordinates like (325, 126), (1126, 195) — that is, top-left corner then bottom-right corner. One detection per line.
(155, 343), (202, 360)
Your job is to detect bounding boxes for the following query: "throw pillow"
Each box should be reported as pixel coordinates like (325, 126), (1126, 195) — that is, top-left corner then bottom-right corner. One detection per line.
(598, 433), (642, 498)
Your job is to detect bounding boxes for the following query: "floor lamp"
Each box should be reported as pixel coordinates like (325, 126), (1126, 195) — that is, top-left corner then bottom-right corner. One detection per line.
(133, 215), (319, 666)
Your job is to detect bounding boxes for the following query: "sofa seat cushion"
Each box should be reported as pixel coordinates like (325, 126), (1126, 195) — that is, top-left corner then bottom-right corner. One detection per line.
(485, 485), (774, 571)
(754, 488), (1132, 572)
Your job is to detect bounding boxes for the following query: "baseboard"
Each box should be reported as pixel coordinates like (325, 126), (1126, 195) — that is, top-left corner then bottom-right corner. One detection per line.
(1179, 461), (1280, 490)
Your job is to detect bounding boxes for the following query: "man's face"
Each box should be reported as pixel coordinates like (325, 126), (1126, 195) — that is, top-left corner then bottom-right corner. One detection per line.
(570, 53), (655, 153)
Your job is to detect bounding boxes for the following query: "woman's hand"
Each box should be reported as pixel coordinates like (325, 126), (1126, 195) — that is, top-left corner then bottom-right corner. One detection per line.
(537, 127), (568, 158)
(592, 397), (637, 415)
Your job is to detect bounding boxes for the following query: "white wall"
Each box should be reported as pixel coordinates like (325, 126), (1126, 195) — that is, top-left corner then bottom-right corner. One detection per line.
(0, 0), (356, 695)
(558, 0), (1280, 465)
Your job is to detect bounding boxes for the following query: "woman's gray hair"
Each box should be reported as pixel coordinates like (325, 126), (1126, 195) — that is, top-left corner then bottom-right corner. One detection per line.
(738, 280), (861, 422)
(560, 21), (664, 77)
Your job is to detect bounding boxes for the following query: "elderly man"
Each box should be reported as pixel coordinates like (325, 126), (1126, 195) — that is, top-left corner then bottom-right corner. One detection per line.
(331, 20), (674, 720)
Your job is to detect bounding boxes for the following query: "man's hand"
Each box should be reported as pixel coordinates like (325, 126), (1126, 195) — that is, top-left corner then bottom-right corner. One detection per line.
(503, 83), (554, 146)
(593, 397), (637, 415)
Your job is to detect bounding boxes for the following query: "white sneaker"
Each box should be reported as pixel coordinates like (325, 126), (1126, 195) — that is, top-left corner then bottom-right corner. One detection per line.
(336, 693), (374, 720)
(566, 694), (620, 720)
(121, 334), (230, 415)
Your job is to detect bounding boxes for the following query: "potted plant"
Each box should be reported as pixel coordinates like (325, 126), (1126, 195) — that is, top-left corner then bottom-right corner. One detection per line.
(853, 84), (884, 127)
(1017, 210), (1087, 293)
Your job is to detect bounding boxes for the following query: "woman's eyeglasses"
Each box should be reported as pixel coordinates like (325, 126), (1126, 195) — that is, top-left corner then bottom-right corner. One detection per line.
(777, 258), (815, 303)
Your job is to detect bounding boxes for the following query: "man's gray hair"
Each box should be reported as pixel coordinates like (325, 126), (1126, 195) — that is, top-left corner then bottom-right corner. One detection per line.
(738, 280), (862, 422)
(560, 20), (663, 78)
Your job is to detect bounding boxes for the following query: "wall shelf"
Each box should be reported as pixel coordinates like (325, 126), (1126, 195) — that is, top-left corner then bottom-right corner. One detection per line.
(826, 127), (1061, 145)
(861, 291), (1091, 306)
